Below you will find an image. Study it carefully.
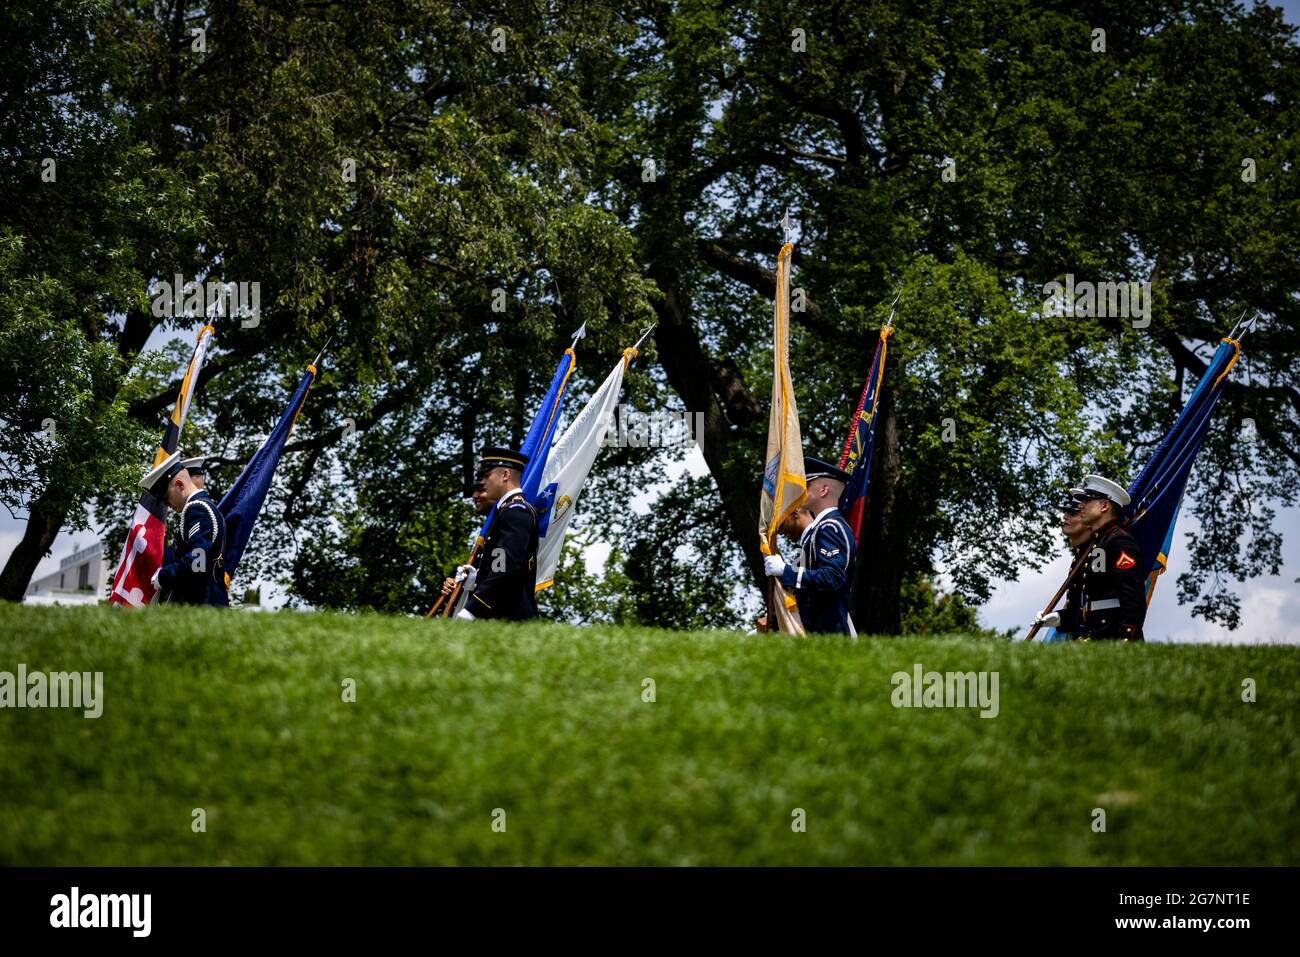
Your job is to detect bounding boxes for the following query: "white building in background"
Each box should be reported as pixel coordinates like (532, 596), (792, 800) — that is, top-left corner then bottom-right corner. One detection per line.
(24, 542), (108, 606)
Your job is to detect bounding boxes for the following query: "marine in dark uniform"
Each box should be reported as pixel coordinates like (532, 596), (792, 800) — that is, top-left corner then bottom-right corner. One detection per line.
(1036, 474), (1145, 642)
(451, 447), (539, 622)
(146, 451), (230, 607)
(762, 456), (857, 636)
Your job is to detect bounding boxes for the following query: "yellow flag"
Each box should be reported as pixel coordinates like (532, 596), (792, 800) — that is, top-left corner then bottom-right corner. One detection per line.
(759, 243), (807, 635)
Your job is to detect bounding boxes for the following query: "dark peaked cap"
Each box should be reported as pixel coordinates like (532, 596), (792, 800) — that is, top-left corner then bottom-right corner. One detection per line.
(476, 447), (529, 477)
(804, 456), (850, 484)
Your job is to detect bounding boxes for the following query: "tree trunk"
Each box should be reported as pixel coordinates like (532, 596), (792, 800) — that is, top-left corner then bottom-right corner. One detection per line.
(0, 493), (67, 601)
(649, 277), (766, 591)
(851, 386), (904, 634)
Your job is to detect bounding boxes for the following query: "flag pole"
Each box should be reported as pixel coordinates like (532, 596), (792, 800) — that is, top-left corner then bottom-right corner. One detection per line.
(630, 323), (656, 352)
(762, 209), (798, 633)
(1023, 544), (1094, 642)
(311, 334), (335, 369)
(764, 213), (794, 631)
(883, 291), (901, 330)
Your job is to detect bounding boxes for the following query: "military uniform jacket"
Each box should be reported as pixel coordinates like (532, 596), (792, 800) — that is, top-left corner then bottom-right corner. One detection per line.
(778, 506), (855, 635)
(156, 489), (230, 607)
(1058, 522), (1145, 641)
(468, 488), (539, 621)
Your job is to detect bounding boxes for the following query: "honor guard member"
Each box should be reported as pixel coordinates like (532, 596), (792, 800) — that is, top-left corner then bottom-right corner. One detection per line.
(450, 447), (539, 622)
(156, 455), (211, 604)
(143, 451), (230, 607)
(1034, 487), (1093, 642)
(762, 456), (857, 636)
(1035, 474), (1145, 641)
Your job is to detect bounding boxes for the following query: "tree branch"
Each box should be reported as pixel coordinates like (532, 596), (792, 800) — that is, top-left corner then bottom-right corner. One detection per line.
(697, 238), (850, 346)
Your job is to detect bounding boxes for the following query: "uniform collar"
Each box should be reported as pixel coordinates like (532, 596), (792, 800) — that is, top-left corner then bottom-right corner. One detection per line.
(800, 508), (839, 545)
(184, 488), (205, 506)
(1076, 520), (1120, 551)
(811, 506), (838, 524)
(495, 487), (525, 510)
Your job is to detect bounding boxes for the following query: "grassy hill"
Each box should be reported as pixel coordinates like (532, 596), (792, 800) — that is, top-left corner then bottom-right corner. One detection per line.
(1, 604), (1296, 865)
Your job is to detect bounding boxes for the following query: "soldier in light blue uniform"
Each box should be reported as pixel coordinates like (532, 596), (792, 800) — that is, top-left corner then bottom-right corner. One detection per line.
(763, 456), (857, 636)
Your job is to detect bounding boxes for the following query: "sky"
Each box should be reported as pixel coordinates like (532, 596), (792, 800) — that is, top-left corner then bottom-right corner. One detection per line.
(6, 2), (1298, 642)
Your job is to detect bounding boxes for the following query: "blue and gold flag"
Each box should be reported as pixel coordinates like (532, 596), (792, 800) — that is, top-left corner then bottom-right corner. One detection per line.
(217, 362), (318, 583)
(1125, 314), (1254, 603)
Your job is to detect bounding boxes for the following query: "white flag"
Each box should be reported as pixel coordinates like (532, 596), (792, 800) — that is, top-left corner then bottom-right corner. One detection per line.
(533, 353), (630, 589)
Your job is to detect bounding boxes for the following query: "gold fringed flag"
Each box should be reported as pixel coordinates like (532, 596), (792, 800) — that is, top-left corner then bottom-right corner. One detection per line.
(109, 324), (215, 607)
(759, 242), (807, 635)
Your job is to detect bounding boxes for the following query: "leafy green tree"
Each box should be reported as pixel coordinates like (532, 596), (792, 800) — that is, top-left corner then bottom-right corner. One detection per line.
(0, 0), (204, 599)
(573, 0), (1299, 632)
(4, 0), (1296, 641)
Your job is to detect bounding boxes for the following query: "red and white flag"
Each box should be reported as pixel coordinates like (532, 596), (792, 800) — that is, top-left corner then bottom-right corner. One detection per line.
(109, 325), (215, 607)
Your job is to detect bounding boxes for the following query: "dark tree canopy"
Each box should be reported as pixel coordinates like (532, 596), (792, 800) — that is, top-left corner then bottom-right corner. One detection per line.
(2, 1), (1296, 634)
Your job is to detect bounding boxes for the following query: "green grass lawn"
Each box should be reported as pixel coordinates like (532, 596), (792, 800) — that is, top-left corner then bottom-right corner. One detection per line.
(0, 603), (1296, 865)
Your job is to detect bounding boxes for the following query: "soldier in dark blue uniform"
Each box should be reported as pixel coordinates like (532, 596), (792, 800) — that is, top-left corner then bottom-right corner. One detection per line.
(156, 455), (210, 604)
(451, 447), (539, 621)
(762, 456), (857, 636)
(1035, 474), (1146, 641)
(145, 451), (230, 607)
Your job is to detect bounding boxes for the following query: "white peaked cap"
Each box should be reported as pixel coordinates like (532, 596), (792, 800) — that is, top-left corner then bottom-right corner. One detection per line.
(1072, 473), (1131, 508)
(138, 450), (183, 492)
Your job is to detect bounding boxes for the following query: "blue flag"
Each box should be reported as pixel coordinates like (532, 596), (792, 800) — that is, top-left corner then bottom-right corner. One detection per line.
(218, 365), (317, 579)
(1124, 320), (1251, 604)
(473, 347), (576, 540)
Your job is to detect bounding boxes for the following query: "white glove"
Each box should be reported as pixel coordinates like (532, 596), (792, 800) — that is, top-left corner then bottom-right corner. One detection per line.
(150, 569), (161, 591)
(454, 565), (477, 589)
(455, 608), (475, 621)
(763, 554), (786, 578)
(1035, 611), (1061, 628)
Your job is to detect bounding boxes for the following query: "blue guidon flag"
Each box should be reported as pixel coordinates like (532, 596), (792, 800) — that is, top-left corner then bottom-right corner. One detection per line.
(470, 329), (580, 549)
(217, 360), (319, 585)
(1123, 313), (1256, 604)
(837, 316), (894, 544)
(517, 339), (579, 506)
